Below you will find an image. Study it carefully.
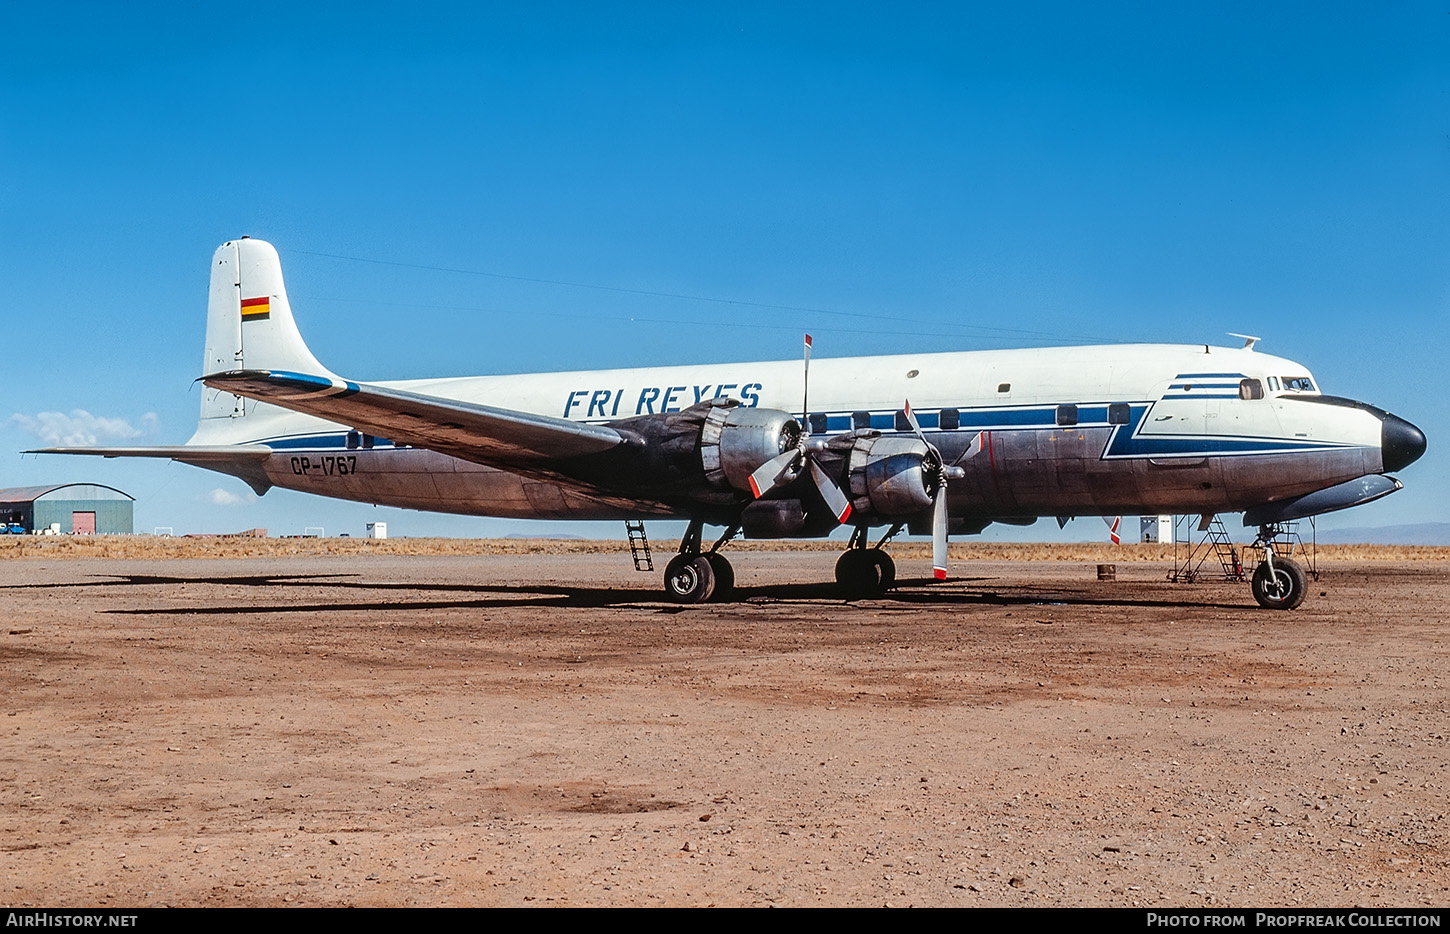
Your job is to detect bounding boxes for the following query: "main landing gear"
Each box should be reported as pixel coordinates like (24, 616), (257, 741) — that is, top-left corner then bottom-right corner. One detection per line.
(833, 525), (900, 599)
(662, 521), (911, 603)
(663, 520), (737, 604)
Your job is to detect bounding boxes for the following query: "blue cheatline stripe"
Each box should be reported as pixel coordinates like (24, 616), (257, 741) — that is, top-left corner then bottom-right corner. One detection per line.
(1175, 372), (1247, 379)
(1165, 393), (1241, 399)
(261, 434), (352, 450)
(252, 433), (397, 450)
(788, 404), (1124, 432)
(1102, 405), (1355, 459)
(245, 398), (1358, 461)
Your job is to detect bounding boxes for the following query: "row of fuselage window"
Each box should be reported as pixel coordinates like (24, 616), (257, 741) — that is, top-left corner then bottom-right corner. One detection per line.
(801, 379), (1283, 435)
(803, 403), (1134, 435)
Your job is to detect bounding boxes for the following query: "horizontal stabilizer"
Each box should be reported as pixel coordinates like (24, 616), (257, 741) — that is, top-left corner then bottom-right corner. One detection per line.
(27, 445), (273, 460)
(29, 444), (277, 496)
(202, 370), (630, 467)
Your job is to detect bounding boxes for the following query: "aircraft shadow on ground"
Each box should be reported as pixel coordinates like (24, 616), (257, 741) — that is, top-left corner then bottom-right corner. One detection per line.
(0, 572), (1253, 613)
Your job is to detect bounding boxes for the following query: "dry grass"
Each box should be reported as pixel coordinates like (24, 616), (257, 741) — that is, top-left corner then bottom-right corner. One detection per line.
(1, 535), (1445, 563)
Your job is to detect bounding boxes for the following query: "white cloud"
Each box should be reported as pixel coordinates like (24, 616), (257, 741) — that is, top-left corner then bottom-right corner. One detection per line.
(207, 488), (252, 507)
(8, 409), (159, 446)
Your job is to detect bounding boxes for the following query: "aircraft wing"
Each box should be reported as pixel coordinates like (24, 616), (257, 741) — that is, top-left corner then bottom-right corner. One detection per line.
(201, 369), (632, 466)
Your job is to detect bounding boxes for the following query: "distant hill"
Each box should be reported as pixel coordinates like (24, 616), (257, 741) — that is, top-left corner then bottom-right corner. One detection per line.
(1313, 523), (1450, 545)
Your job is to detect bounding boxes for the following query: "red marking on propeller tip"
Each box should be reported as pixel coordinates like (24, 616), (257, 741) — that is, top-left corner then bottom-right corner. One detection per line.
(804, 334), (813, 347)
(749, 477), (762, 498)
(934, 567), (947, 580)
(837, 504), (853, 523)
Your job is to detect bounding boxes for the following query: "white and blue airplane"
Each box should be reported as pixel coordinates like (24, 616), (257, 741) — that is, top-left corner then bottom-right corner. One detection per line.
(36, 237), (1426, 608)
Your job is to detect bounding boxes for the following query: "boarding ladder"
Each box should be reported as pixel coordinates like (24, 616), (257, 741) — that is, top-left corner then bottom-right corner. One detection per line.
(1205, 517), (1245, 581)
(1170, 515), (1245, 583)
(625, 520), (654, 572)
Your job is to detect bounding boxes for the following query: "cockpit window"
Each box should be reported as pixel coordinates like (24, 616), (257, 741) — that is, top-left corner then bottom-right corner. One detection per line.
(1238, 378), (1264, 400)
(1281, 376), (1315, 392)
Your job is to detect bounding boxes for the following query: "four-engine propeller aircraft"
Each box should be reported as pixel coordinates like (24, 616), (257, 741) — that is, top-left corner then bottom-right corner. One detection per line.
(35, 238), (1427, 608)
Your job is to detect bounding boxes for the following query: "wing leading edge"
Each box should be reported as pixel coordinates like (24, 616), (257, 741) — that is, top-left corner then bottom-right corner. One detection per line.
(201, 370), (633, 468)
(27, 445), (273, 460)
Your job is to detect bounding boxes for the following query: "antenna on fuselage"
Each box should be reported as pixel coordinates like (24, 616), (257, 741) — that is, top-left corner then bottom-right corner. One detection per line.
(1229, 333), (1261, 351)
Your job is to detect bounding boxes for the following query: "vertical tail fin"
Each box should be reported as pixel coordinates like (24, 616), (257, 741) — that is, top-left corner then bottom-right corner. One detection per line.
(201, 238), (334, 420)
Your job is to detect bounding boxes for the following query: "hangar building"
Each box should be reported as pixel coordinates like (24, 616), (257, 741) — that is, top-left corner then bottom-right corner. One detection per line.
(0, 484), (135, 534)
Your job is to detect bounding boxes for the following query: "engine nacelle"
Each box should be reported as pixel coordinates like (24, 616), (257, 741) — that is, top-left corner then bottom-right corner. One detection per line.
(700, 403), (801, 494)
(598, 400), (800, 508)
(844, 434), (939, 519)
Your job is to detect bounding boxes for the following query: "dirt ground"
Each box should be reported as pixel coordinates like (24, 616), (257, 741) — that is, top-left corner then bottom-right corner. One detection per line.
(1, 544), (1446, 907)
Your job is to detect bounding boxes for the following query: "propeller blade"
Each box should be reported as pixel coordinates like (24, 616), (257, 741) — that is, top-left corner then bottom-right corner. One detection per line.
(905, 398), (954, 580)
(1103, 515), (1122, 545)
(748, 449), (802, 499)
(802, 333), (813, 431)
(903, 398), (926, 441)
(960, 431), (983, 461)
(809, 457), (853, 524)
(932, 488), (949, 581)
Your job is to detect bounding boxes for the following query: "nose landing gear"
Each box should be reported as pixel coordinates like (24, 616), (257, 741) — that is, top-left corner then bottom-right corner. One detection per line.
(1250, 524), (1308, 610)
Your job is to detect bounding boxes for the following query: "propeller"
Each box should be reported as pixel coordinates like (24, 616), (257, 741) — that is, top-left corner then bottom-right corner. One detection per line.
(746, 334), (853, 523)
(903, 401), (971, 581)
(1103, 515), (1122, 545)
(745, 442), (854, 523)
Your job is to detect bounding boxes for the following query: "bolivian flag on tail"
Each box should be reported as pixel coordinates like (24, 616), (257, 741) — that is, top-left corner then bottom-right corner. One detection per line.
(241, 296), (271, 321)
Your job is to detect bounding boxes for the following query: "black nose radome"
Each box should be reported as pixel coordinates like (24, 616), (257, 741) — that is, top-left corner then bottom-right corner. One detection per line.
(1382, 413), (1427, 472)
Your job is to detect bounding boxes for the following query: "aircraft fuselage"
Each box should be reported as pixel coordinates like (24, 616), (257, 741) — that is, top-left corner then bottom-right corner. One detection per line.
(191, 342), (1414, 530)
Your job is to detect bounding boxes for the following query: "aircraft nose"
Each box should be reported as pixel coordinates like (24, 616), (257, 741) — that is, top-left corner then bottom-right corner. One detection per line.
(1382, 413), (1427, 472)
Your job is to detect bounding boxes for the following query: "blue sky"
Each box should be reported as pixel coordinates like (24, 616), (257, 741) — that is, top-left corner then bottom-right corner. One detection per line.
(3, 2), (1446, 540)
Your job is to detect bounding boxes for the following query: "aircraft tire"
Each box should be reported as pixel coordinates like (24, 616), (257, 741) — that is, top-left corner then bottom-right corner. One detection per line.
(835, 550), (886, 599)
(664, 554), (716, 604)
(1251, 558), (1307, 610)
(869, 550), (896, 592)
(705, 553), (735, 602)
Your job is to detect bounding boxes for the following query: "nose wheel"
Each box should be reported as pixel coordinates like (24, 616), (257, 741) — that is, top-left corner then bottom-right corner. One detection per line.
(1251, 557), (1307, 610)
